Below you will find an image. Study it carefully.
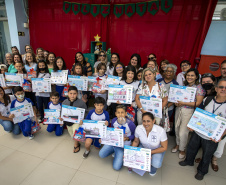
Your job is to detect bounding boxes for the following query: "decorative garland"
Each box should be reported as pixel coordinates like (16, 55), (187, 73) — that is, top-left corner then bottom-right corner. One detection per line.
(63, 0), (173, 18)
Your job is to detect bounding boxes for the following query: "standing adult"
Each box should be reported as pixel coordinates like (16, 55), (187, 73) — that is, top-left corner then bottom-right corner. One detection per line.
(94, 51), (109, 73)
(216, 60), (226, 83)
(176, 60), (191, 86)
(143, 53), (157, 69)
(179, 79), (226, 180)
(128, 53), (142, 72)
(71, 52), (92, 76)
(5, 53), (13, 68)
(172, 68), (205, 159)
(11, 46), (19, 54)
(106, 53), (120, 76)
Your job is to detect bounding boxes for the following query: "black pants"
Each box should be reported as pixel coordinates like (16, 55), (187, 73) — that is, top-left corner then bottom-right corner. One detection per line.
(184, 132), (218, 175)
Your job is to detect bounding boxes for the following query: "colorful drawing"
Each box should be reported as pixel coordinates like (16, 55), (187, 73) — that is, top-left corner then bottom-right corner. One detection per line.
(51, 70), (68, 84)
(44, 109), (62, 124)
(82, 120), (107, 138)
(104, 75), (121, 90)
(61, 105), (85, 124)
(101, 128), (124, 147)
(123, 146), (151, 172)
(32, 78), (51, 92)
(5, 73), (23, 86)
(187, 108), (226, 141)
(68, 75), (88, 91)
(108, 85), (133, 104)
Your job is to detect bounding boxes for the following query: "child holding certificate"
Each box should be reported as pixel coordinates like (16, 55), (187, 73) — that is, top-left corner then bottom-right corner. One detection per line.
(53, 57), (70, 101)
(9, 86), (38, 139)
(46, 92), (63, 136)
(99, 105), (136, 171)
(81, 97), (109, 158)
(62, 86), (87, 153)
(36, 60), (51, 121)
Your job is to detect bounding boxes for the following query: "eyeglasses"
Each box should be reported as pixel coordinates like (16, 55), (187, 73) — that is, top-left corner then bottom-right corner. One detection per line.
(181, 64), (189, 68)
(116, 66), (123, 69)
(165, 70), (174, 73)
(99, 55), (106, 57)
(218, 86), (226, 90)
(202, 73), (213, 78)
(148, 57), (156, 61)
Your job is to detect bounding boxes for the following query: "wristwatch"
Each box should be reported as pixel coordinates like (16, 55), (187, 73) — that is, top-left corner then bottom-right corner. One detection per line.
(140, 107), (143, 110)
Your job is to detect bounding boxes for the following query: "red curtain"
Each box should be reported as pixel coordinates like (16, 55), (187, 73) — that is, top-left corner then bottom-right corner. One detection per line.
(29, 0), (217, 72)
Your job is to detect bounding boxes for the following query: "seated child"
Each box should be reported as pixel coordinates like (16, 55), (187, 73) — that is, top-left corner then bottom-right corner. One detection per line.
(99, 105), (136, 171)
(46, 91), (63, 136)
(81, 97), (109, 158)
(9, 86), (38, 139)
(62, 86), (87, 153)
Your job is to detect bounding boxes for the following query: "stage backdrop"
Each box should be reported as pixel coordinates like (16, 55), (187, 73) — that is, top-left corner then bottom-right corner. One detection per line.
(29, 0), (217, 72)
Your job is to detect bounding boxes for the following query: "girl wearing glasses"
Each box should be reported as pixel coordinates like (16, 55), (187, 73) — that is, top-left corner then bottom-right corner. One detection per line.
(94, 51), (109, 74)
(179, 78), (226, 180)
(113, 62), (125, 77)
(172, 68), (205, 159)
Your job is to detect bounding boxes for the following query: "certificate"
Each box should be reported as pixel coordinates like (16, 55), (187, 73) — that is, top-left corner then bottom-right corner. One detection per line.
(82, 120), (107, 138)
(168, 84), (197, 103)
(10, 103), (34, 124)
(87, 76), (106, 92)
(68, 75), (88, 91)
(123, 146), (151, 172)
(44, 109), (62, 124)
(51, 70), (68, 84)
(0, 74), (6, 87)
(87, 76), (97, 91)
(187, 108), (226, 141)
(5, 73), (23, 86)
(140, 96), (162, 118)
(101, 127), (124, 147)
(104, 75), (121, 90)
(61, 105), (85, 124)
(108, 85), (133, 104)
(32, 78), (51, 92)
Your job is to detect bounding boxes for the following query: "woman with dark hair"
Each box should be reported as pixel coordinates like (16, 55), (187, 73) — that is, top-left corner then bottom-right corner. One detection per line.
(8, 53), (23, 73)
(172, 68), (205, 159)
(106, 53), (120, 76)
(143, 53), (157, 69)
(22, 45), (34, 63)
(159, 59), (170, 77)
(113, 62), (125, 77)
(94, 51), (109, 73)
(53, 56), (70, 101)
(176, 60), (191, 86)
(46, 52), (56, 73)
(128, 53), (142, 72)
(0, 87), (20, 135)
(71, 52), (92, 76)
(132, 112), (168, 176)
(201, 73), (216, 96)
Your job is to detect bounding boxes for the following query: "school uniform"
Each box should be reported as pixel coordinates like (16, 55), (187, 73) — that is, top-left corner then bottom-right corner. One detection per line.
(10, 98), (34, 137)
(46, 102), (63, 136)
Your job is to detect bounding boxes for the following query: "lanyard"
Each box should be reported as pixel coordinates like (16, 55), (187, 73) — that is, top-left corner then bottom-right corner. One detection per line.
(212, 102), (225, 114)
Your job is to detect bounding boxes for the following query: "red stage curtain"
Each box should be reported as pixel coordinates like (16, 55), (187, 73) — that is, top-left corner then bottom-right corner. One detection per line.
(29, 0), (217, 71)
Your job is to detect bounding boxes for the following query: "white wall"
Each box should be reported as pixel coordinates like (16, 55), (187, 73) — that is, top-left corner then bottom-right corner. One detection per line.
(201, 21), (226, 56)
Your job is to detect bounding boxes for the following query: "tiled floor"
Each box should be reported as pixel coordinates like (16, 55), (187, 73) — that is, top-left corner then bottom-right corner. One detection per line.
(0, 124), (225, 185)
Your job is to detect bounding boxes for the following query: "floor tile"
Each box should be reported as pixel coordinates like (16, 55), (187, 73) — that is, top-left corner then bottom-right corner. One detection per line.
(0, 133), (29, 150)
(204, 174), (226, 185)
(0, 151), (42, 185)
(207, 156), (226, 179)
(69, 170), (116, 185)
(46, 139), (85, 169)
(21, 160), (76, 185)
(17, 132), (66, 159)
(0, 145), (15, 162)
(162, 164), (205, 185)
(117, 167), (161, 185)
(78, 147), (119, 181)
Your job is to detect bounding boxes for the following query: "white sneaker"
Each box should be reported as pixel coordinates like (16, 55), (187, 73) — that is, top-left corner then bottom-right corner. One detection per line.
(149, 171), (157, 176)
(29, 135), (34, 140)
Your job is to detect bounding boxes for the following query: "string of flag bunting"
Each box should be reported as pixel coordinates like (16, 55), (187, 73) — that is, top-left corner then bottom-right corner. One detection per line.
(63, 0), (173, 18)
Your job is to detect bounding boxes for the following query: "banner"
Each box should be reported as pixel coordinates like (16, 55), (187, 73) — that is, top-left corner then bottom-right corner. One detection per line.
(63, 0), (173, 17)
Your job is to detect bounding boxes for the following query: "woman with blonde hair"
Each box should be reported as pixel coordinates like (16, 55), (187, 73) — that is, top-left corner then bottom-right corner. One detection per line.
(135, 68), (168, 125)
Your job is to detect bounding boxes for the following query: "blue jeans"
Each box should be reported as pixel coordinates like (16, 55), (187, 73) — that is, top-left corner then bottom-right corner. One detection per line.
(18, 119), (33, 137)
(99, 145), (124, 171)
(47, 124), (64, 136)
(0, 119), (21, 135)
(36, 96), (49, 119)
(150, 152), (166, 174)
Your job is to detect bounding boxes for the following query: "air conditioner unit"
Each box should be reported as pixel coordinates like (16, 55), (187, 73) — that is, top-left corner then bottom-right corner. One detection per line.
(212, 2), (226, 20)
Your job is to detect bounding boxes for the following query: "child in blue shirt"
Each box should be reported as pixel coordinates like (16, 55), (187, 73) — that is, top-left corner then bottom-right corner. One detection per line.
(81, 97), (109, 158)
(99, 105), (136, 171)
(9, 86), (38, 139)
(46, 91), (63, 136)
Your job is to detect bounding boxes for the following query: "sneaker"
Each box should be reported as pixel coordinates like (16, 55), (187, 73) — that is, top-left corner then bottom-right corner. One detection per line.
(149, 171), (157, 176)
(29, 135), (34, 140)
(179, 161), (194, 166)
(83, 150), (90, 158)
(195, 173), (204, 180)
